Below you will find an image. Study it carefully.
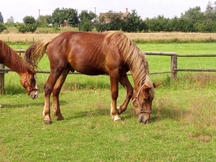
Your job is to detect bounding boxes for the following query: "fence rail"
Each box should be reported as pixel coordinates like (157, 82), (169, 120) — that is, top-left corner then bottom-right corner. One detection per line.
(0, 50), (216, 94)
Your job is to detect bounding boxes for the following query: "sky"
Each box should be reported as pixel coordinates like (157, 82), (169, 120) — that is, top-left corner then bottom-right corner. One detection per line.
(0, 0), (210, 23)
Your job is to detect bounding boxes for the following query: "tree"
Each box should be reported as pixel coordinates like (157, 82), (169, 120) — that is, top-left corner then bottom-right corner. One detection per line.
(37, 15), (53, 27)
(0, 11), (3, 23)
(122, 10), (145, 32)
(52, 7), (79, 27)
(203, 1), (216, 32)
(205, 1), (216, 21)
(78, 10), (96, 31)
(95, 11), (122, 32)
(0, 24), (6, 32)
(206, 1), (214, 13)
(78, 16), (93, 31)
(79, 10), (96, 22)
(7, 16), (14, 23)
(23, 16), (36, 24)
(95, 16), (109, 32)
(17, 23), (37, 33)
(181, 6), (204, 32)
(16, 16), (37, 33)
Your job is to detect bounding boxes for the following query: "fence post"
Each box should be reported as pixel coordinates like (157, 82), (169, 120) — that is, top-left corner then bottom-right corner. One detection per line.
(0, 64), (5, 94)
(171, 54), (177, 79)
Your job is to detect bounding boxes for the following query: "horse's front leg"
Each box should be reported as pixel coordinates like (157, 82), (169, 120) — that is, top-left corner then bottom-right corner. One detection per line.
(117, 74), (133, 115)
(43, 81), (53, 124)
(109, 71), (121, 121)
(52, 69), (69, 121)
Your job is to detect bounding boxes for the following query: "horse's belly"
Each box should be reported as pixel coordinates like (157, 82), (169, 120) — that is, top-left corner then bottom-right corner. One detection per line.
(76, 68), (106, 75)
(71, 63), (107, 75)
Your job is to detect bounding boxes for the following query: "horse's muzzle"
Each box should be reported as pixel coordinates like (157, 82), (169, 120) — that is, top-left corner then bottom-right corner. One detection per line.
(138, 115), (151, 124)
(29, 90), (38, 99)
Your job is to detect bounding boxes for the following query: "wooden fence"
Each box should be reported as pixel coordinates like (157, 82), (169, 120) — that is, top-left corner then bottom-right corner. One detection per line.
(1, 50), (216, 94)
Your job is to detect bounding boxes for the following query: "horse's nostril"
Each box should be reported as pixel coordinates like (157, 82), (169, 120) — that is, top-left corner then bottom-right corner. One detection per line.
(138, 115), (144, 123)
(144, 119), (151, 124)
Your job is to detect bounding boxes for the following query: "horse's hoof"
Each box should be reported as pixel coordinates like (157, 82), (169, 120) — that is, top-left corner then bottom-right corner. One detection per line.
(44, 120), (52, 124)
(56, 116), (64, 121)
(55, 113), (64, 121)
(112, 115), (121, 121)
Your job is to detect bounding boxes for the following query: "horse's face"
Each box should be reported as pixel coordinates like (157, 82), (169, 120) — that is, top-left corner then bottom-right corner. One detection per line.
(20, 72), (38, 99)
(132, 84), (154, 124)
(132, 82), (161, 124)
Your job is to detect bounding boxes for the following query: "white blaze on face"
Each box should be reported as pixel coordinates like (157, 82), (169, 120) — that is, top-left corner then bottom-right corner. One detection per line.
(34, 75), (38, 96)
(29, 75), (38, 99)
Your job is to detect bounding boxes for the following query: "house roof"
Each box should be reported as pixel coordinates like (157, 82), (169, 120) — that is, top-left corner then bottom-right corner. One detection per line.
(99, 8), (130, 23)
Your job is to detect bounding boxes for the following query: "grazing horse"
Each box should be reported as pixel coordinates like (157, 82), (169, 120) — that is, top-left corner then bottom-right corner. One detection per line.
(0, 40), (38, 105)
(25, 31), (160, 124)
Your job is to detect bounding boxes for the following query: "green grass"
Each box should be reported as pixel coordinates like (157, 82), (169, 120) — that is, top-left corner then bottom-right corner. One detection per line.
(137, 42), (216, 74)
(1, 42), (216, 161)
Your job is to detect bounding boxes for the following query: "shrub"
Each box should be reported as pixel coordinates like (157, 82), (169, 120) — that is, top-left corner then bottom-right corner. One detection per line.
(0, 23), (6, 32)
(17, 24), (38, 33)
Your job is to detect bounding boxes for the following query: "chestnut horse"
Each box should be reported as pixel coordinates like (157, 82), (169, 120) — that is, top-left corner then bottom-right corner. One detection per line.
(25, 31), (160, 124)
(0, 40), (38, 107)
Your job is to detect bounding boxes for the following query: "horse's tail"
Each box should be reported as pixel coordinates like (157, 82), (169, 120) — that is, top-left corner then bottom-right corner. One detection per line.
(25, 39), (51, 68)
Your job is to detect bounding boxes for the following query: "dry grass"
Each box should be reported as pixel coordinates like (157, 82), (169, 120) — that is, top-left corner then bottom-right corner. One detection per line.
(0, 33), (59, 43)
(126, 32), (216, 42)
(1, 31), (216, 43)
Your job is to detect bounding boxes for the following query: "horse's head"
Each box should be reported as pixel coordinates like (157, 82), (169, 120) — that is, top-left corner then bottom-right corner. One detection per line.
(132, 79), (161, 124)
(20, 71), (38, 99)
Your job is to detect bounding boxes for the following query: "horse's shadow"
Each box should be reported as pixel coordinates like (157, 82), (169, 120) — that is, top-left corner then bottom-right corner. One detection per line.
(1, 101), (67, 109)
(64, 101), (187, 123)
(1, 95), (186, 123)
(1, 102), (42, 109)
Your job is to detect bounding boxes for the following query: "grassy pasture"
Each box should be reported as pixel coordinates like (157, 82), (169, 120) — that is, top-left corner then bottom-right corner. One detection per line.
(1, 35), (216, 161)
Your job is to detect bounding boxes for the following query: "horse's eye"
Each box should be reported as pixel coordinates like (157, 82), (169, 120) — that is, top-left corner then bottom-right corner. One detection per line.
(144, 96), (149, 102)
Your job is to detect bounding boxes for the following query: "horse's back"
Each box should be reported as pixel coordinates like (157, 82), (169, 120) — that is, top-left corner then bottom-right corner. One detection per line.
(47, 31), (119, 75)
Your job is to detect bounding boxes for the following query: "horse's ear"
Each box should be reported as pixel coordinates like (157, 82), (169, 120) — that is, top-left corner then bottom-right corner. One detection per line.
(143, 84), (151, 91)
(153, 82), (162, 88)
(27, 69), (35, 75)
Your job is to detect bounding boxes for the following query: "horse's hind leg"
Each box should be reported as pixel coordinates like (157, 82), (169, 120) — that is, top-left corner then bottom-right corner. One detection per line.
(43, 64), (67, 124)
(117, 74), (133, 114)
(52, 68), (70, 120)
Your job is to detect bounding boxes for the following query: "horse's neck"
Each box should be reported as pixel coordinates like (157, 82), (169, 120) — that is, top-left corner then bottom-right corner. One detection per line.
(130, 65), (148, 91)
(3, 52), (28, 75)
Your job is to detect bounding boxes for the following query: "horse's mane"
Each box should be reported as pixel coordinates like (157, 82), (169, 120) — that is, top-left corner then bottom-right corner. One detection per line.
(0, 40), (35, 74)
(105, 31), (149, 85)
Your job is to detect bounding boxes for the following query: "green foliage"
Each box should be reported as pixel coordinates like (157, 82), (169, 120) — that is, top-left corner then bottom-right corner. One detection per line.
(79, 10), (96, 22)
(0, 23), (6, 32)
(79, 16), (93, 31)
(0, 11), (3, 23)
(23, 16), (36, 24)
(95, 17), (109, 32)
(121, 10), (144, 32)
(37, 15), (53, 27)
(52, 7), (79, 27)
(16, 23), (38, 33)
(78, 10), (96, 31)
(4, 22), (15, 28)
